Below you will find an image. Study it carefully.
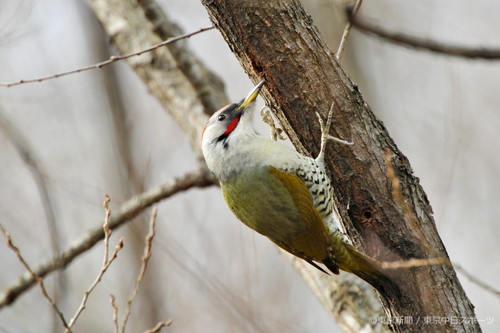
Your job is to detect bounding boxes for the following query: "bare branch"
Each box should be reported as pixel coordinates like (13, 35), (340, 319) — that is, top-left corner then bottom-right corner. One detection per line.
(0, 167), (215, 308)
(110, 295), (120, 333)
(142, 319), (173, 333)
(0, 224), (69, 329)
(103, 196), (112, 264)
(336, 0), (363, 61)
(347, 8), (500, 60)
(121, 207), (158, 333)
(0, 26), (214, 87)
(454, 263), (500, 298)
(66, 238), (124, 331)
(66, 196), (125, 331)
(381, 257), (450, 270)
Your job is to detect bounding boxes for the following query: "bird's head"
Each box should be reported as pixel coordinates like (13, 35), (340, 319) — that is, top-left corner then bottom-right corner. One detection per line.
(201, 79), (265, 178)
(201, 79), (265, 151)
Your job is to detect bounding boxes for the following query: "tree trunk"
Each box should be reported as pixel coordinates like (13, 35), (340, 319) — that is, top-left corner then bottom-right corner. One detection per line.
(201, 1), (480, 332)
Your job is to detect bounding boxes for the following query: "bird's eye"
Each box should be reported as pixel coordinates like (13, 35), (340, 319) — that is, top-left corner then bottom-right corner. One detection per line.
(218, 114), (226, 121)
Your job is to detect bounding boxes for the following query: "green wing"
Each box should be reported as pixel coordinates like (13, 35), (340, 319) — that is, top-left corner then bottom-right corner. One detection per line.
(221, 166), (330, 262)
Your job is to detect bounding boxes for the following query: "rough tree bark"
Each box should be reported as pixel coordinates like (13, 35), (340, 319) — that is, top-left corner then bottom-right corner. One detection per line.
(201, 1), (480, 333)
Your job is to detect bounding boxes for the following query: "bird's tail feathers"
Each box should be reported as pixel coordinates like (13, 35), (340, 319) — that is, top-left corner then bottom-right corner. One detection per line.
(338, 244), (401, 298)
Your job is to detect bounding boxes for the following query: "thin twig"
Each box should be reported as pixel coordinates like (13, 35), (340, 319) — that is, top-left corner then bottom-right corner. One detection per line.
(347, 8), (500, 60)
(0, 26), (214, 87)
(0, 168), (215, 308)
(336, 0), (363, 61)
(66, 237), (124, 331)
(110, 295), (120, 333)
(454, 263), (500, 297)
(143, 319), (173, 333)
(381, 257), (449, 270)
(66, 196), (125, 332)
(0, 224), (69, 329)
(103, 196), (112, 264)
(121, 207), (158, 333)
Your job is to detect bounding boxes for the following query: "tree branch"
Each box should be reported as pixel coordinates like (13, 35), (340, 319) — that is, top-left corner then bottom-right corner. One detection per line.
(0, 26), (214, 87)
(201, 1), (480, 332)
(347, 8), (500, 60)
(142, 319), (173, 333)
(121, 207), (158, 332)
(0, 168), (215, 308)
(0, 224), (68, 329)
(454, 263), (500, 298)
(65, 197), (125, 332)
(336, 0), (363, 61)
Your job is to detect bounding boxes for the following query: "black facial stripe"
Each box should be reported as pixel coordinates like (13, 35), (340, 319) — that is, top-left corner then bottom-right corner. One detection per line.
(217, 134), (229, 143)
(214, 134), (229, 150)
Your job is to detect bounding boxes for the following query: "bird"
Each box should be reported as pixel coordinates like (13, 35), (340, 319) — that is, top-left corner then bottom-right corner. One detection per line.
(201, 79), (399, 297)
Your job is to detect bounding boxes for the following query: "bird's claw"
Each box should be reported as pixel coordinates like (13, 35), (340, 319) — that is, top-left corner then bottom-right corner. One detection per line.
(315, 102), (353, 162)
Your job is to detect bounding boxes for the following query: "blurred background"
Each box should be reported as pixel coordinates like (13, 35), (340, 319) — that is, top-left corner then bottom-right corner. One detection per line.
(0, 0), (498, 332)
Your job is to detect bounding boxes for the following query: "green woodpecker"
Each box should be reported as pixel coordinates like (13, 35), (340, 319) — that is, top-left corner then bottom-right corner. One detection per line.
(201, 80), (399, 296)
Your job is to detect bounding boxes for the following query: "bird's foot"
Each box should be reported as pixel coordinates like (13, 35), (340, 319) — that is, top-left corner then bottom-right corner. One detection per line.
(260, 106), (286, 141)
(315, 101), (353, 162)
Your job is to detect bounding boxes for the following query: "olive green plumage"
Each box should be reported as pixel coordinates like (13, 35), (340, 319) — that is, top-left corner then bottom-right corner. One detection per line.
(222, 166), (329, 262)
